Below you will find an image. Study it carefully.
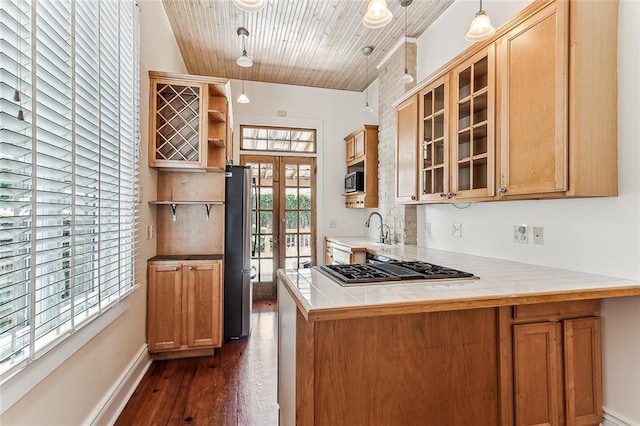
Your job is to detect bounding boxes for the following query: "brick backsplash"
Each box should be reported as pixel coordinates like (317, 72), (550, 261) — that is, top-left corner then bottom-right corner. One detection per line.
(375, 42), (417, 245)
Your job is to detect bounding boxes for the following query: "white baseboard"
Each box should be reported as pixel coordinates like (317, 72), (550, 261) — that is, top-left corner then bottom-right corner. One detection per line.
(88, 345), (152, 426)
(603, 407), (640, 426)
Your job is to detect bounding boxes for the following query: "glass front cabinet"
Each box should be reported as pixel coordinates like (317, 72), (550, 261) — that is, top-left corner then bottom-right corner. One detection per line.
(450, 46), (495, 201)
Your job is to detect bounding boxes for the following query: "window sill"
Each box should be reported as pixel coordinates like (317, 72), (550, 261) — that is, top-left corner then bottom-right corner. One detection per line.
(0, 287), (139, 414)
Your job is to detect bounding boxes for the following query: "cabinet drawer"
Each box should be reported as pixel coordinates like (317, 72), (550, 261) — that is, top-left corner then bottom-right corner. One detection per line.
(513, 299), (599, 323)
(332, 248), (351, 265)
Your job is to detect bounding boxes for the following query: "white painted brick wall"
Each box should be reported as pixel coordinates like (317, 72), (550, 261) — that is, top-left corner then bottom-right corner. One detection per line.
(377, 42), (417, 245)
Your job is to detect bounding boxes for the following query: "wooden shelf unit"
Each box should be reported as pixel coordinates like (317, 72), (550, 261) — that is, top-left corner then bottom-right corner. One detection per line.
(149, 71), (231, 171)
(343, 125), (378, 208)
(147, 168), (225, 359)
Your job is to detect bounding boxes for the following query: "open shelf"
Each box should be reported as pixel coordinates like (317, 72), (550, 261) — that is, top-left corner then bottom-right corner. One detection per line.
(150, 200), (224, 205)
(208, 110), (226, 122)
(207, 138), (226, 148)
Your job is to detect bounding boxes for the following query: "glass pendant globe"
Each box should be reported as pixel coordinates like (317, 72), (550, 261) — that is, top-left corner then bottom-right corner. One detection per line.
(361, 0), (393, 29)
(231, 0), (265, 12)
(465, 11), (496, 42)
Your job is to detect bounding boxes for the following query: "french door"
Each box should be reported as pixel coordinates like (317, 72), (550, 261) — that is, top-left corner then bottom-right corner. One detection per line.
(240, 155), (316, 299)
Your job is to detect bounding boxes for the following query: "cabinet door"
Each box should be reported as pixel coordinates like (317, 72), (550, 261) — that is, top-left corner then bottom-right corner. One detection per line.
(345, 136), (355, 163)
(395, 94), (419, 203)
(353, 131), (365, 160)
(147, 263), (183, 351)
(497, 1), (568, 197)
(149, 78), (207, 169)
(451, 46), (495, 200)
(185, 261), (223, 348)
(564, 317), (602, 426)
(513, 322), (562, 426)
(419, 75), (450, 202)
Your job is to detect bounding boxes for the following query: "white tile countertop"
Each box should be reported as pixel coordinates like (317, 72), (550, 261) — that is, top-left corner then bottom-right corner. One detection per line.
(278, 239), (640, 321)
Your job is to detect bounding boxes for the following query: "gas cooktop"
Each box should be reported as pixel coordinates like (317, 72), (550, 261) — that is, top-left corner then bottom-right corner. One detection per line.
(316, 261), (477, 286)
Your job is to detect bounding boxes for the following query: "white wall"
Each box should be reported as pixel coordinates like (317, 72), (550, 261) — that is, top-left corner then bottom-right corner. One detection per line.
(0, 2), (186, 424)
(415, 0), (640, 422)
(230, 79), (379, 264)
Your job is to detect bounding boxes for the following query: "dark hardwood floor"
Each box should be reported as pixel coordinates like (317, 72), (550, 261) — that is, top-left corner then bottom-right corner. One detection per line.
(116, 300), (278, 426)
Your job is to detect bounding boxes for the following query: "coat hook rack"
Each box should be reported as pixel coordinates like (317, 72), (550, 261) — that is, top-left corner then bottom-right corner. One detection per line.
(205, 204), (212, 221)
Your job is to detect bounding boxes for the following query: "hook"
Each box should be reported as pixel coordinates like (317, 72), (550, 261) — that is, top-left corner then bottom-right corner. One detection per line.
(205, 204), (211, 221)
(170, 203), (177, 222)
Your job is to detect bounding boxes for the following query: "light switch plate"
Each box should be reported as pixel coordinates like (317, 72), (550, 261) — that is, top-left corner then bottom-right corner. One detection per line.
(452, 223), (462, 238)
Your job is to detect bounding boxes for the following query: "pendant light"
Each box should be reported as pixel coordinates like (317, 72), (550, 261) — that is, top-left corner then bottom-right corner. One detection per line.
(236, 27), (253, 68)
(362, 0), (393, 29)
(398, 0), (414, 84)
(362, 46), (374, 112)
(237, 79), (250, 104)
(465, 0), (496, 42)
(231, 0), (265, 12)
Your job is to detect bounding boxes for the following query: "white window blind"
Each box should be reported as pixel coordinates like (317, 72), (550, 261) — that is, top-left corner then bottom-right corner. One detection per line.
(0, 0), (140, 378)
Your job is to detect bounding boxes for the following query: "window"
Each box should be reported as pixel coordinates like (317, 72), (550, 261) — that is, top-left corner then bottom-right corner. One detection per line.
(0, 0), (139, 378)
(240, 125), (316, 153)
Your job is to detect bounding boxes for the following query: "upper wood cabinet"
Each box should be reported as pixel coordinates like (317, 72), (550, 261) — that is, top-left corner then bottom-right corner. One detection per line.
(346, 130), (366, 166)
(343, 125), (378, 208)
(496, 1), (568, 198)
(418, 76), (449, 202)
(395, 95), (419, 203)
(451, 47), (495, 201)
(393, 0), (618, 204)
(149, 71), (230, 171)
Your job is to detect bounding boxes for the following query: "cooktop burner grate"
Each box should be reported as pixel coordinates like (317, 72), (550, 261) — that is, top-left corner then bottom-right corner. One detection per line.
(316, 261), (476, 286)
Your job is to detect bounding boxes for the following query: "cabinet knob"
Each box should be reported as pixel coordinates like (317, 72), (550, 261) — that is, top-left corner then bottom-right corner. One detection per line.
(188, 266), (194, 270)
(440, 193), (448, 198)
(448, 192), (456, 199)
(173, 267), (179, 271)
(498, 187), (507, 194)
(410, 195), (416, 201)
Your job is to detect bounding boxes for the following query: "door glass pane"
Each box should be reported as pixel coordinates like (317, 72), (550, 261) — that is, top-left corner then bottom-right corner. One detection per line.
(247, 161), (276, 290)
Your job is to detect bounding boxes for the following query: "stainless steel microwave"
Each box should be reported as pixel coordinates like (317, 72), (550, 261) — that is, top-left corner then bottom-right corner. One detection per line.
(344, 171), (364, 193)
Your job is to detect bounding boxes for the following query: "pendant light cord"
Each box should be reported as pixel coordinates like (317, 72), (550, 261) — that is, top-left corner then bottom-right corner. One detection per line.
(404, 4), (408, 70)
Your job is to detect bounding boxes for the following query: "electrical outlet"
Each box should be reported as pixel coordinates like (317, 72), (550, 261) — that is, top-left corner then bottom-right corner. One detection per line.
(513, 225), (528, 244)
(452, 223), (462, 238)
(425, 222), (431, 235)
(329, 219), (337, 229)
(533, 227), (544, 244)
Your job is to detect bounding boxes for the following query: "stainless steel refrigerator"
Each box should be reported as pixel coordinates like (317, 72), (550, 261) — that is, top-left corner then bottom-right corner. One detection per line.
(224, 165), (252, 340)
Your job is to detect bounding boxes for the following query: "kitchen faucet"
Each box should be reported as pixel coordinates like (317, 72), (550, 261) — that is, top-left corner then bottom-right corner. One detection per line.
(365, 211), (390, 244)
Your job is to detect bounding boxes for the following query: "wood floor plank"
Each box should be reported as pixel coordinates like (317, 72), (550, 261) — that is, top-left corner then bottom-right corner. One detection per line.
(116, 300), (278, 426)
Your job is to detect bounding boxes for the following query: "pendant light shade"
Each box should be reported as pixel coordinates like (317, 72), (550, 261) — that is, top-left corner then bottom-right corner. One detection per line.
(465, 1), (495, 42)
(236, 27), (254, 68)
(231, 0), (265, 12)
(237, 80), (250, 104)
(399, 71), (414, 84)
(236, 51), (253, 68)
(398, 0), (414, 84)
(237, 92), (250, 104)
(362, 0), (393, 29)
(362, 46), (374, 112)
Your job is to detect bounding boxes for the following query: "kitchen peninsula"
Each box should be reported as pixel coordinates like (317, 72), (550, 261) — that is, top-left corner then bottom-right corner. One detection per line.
(277, 242), (640, 426)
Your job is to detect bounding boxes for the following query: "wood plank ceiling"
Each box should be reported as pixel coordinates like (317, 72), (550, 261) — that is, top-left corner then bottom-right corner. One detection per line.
(161, 0), (454, 92)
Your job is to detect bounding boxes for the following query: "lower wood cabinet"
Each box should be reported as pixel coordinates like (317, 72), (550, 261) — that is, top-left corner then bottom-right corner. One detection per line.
(147, 259), (223, 357)
(278, 285), (604, 426)
(504, 300), (602, 426)
(324, 239), (366, 265)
